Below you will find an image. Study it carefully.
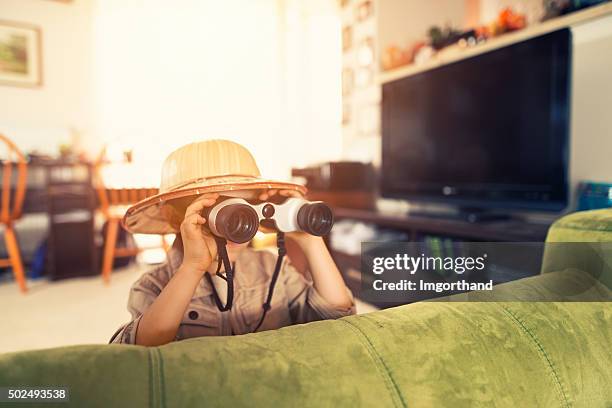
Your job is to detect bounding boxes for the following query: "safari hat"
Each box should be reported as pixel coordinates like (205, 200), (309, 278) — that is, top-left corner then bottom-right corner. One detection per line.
(122, 139), (307, 234)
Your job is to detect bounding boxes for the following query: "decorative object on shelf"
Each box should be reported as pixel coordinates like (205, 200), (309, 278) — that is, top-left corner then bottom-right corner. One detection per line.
(342, 25), (352, 52)
(413, 44), (435, 65)
(355, 37), (375, 87)
(0, 20), (42, 87)
(428, 25), (466, 50)
(355, 1), (373, 22)
(382, 41), (425, 71)
(342, 67), (353, 96)
(355, 66), (373, 88)
(381, 7), (528, 72)
(382, 45), (410, 71)
(542, 0), (609, 20)
(577, 181), (612, 210)
(478, 7), (527, 38)
(57, 128), (89, 163)
(342, 103), (351, 125)
(356, 37), (374, 66)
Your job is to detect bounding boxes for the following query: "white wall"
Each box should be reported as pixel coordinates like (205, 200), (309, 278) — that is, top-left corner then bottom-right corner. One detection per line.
(0, 0), (94, 155)
(377, 0), (467, 52)
(92, 0), (342, 186)
(570, 13), (612, 186)
(0, 0), (341, 184)
(281, 0), (343, 170)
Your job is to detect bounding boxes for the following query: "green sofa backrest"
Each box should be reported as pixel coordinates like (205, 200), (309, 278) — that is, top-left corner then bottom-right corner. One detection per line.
(543, 208), (612, 289)
(1, 300), (610, 407)
(1, 209), (611, 407)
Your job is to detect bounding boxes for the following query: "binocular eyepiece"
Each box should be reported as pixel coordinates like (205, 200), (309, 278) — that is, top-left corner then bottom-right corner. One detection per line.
(296, 202), (334, 236)
(212, 204), (259, 244)
(204, 197), (334, 244)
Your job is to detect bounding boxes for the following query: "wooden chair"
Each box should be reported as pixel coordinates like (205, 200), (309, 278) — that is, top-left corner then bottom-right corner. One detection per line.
(94, 148), (168, 283)
(0, 134), (28, 293)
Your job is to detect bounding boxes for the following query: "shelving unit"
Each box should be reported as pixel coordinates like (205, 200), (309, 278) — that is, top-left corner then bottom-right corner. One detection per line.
(44, 162), (98, 280)
(379, 2), (612, 84)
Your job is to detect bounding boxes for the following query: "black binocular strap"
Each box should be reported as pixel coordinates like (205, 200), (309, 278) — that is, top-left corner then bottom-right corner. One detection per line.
(206, 232), (286, 333)
(205, 237), (235, 312)
(253, 232), (286, 332)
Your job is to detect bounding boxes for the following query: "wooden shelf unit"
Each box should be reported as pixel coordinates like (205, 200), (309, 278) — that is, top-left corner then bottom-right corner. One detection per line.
(379, 2), (612, 85)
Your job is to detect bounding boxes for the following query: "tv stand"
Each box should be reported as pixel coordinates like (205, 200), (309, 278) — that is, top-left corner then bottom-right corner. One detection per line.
(331, 207), (554, 242)
(325, 206), (557, 308)
(409, 207), (513, 223)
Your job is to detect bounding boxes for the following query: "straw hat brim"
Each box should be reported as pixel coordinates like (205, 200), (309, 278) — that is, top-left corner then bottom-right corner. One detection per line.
(122, 177), (307, 234)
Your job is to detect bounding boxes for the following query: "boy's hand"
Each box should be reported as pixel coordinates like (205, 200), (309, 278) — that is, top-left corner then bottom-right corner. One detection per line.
(259, 189), (351, 310)
(180, 193), (220, 274)
(257, 189), (321, 249)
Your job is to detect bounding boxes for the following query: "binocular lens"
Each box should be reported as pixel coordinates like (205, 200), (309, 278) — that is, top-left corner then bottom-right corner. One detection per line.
(297, 203), (334, 236)
(216, 204), (259, 243)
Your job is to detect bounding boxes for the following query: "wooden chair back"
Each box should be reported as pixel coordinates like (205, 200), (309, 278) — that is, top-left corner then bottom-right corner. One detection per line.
(93, 146), (158, 218)
(0, 134), (27, 225)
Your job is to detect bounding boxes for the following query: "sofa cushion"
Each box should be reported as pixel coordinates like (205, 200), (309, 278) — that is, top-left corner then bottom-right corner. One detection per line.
(546, 208), (612, 242)
(543, 208), (612, 289)
(0, 300), (610, 407)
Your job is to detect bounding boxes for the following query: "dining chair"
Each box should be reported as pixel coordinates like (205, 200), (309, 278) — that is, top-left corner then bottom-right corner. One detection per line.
(0, 134), (28, 293)
(93, 147), (168, 283)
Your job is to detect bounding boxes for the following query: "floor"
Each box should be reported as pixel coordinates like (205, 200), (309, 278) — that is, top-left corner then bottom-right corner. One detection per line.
(0, 263), (378, 353)
(0, 265), (143, 353)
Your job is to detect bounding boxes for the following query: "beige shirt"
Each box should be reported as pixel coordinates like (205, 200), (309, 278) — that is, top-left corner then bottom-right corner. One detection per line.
(111, 237), (355, 344)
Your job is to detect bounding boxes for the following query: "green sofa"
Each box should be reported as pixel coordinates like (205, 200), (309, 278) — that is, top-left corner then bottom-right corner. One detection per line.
(1, 209), (611, 408)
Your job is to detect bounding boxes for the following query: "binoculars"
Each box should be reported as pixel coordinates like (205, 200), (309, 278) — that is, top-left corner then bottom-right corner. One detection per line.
(203, 197), (334, 243)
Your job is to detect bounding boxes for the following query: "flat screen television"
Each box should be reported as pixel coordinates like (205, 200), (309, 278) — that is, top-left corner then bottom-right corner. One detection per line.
(381, 29), (572, 214)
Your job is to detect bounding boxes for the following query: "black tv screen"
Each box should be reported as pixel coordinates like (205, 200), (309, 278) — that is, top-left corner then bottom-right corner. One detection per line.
(381, 29), (571, 212)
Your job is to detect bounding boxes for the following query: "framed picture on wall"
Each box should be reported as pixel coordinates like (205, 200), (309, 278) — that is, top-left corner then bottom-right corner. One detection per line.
(0, 21), (43, 87)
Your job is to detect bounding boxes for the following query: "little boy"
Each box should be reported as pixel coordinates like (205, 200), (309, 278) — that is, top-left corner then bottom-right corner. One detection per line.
(111, 140), (354, 346)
